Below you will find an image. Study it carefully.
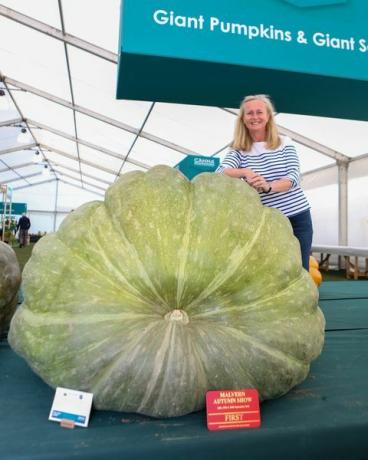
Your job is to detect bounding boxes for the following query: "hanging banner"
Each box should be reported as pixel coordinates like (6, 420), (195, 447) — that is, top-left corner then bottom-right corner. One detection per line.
(0, 202), (27, 215)
(117, 0), (368, 120)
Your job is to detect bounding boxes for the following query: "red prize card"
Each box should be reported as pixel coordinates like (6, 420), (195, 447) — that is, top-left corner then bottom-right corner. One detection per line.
(206, 389), (261, 431)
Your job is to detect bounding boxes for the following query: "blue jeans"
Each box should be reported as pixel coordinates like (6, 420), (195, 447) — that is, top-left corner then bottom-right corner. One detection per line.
(288, 210), (313, 271)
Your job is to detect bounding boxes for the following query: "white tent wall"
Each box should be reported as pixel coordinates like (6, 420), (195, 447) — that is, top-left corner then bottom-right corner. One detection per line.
(13, 181), (57, 211)
(26, 212), (56, 234)
(302, 157), (368, 247)
(54, 181), (104, 210)
(11, 181), (57, 233)
(11, 179), (103, 233)
(305, 185), (339, 246)
(348, 158), (368, 247)
(306, 176), (368, 268)
(0, 1), (367, 255)
(348, 175), (368, 247)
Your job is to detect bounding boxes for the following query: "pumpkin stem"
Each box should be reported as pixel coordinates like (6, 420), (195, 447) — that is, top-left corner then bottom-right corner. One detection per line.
(165, 309), (189, 325)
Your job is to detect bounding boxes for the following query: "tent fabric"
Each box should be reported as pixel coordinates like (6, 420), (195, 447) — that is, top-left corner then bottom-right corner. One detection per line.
(0, 1), (367, 245)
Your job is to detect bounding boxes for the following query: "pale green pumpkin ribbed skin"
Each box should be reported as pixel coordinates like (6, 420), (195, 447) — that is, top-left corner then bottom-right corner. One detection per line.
(0, 241), (21, 334)
(9, 166), (325, 418)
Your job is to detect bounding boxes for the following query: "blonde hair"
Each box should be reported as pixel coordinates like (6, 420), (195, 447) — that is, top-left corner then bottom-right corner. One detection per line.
(231, 94), (281, 151)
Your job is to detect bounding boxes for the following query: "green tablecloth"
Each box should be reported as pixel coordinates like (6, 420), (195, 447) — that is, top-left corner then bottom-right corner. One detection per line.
(320, 299), (368, 330)
(319, 280), (368, 300)
(319, 281), (368, 330)
(1, 281), (368, 460)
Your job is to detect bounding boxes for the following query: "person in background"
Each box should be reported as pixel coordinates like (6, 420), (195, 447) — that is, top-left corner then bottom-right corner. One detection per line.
(17, 213), (31, 248)
(217, 94), (313, 271)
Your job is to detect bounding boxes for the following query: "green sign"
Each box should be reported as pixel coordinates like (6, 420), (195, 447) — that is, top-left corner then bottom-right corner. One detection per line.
(0, 202), (27, 215)
(117, 0), (368, 120)
(175, 155), (219, 180)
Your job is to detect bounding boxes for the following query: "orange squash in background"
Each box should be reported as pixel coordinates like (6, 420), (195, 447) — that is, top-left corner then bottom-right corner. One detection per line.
(309, 256), (322, 286)
(309, 255), (319, 270)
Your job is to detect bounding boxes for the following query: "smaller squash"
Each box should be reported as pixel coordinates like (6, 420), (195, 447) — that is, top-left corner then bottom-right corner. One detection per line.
(309, 256), (319, 270)
(0, 241), (21, 335)
(310, 266), (322, 286)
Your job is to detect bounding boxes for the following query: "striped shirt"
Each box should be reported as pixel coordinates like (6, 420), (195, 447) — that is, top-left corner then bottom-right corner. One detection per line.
(217, 136), (310, 217)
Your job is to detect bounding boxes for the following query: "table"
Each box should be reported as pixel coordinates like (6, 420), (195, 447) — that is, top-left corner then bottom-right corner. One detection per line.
(1, 281), (368, 460)
(312, 245), (368, 279)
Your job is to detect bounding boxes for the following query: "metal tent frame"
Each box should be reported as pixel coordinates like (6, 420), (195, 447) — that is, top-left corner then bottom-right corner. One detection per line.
(1, 2), (368, 243)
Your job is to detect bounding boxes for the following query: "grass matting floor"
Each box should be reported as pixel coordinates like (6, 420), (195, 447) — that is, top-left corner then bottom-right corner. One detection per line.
(13, 243), (35, 273)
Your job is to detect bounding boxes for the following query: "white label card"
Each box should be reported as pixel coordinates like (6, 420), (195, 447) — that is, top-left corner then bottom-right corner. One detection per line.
(49, 387), (93, 428)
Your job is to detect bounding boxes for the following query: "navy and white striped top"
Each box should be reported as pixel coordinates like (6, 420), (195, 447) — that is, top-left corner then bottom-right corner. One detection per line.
(217, 136), (310, 217)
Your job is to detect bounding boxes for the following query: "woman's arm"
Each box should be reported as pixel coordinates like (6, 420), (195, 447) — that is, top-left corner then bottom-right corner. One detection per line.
(223, 167), (258, 181)
(217, 151), (259, 181)
(247, 140), (299, 193)
(247, 175), (292, 193)
(266, 178), (293, 193)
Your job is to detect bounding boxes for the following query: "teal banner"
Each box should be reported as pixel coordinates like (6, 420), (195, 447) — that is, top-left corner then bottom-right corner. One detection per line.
(120, 0), (368, 81)
(0, 202), (27, 215)
(117, 0), (368, 120)
(175, 155), (219, 180)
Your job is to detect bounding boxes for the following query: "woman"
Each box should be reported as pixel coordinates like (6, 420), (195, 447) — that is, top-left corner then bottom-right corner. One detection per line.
(217, 94), (313, 271)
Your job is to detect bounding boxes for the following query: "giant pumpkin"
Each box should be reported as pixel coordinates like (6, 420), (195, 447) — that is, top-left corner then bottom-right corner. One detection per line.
(9, 166), (325, 417)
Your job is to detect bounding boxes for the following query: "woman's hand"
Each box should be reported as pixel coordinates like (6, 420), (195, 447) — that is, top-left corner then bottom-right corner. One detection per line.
(241, 168), (258, 181)
(247, 174), (270, 192)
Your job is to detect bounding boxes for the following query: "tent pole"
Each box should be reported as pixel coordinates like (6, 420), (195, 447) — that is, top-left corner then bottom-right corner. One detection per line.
(338, 161), (349, 268)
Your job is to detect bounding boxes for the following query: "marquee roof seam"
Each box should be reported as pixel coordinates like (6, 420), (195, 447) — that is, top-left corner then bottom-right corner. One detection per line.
(7, 171), (42, 184)
(2, 76), (196, 156)
(0, 144), (38, 156)
(59, 178), (104, 197)
(0, 117), (23, 128)
(302, 151), (368, 180)
(276, 124), (350, 164)
(50, 161), (112, 186)
(2, 75), (58, 183)
(12, 178), (55, 191)
(0, 162), (34, 173)
(12, 176), (105, 198)
(26, 118), (151, 170)
(38, 143), (123, 177)
(52, 168), (106, 191)
(57, 0), (84, 187)
(0, 5), (117, 63)
(116, 102), (156, 179)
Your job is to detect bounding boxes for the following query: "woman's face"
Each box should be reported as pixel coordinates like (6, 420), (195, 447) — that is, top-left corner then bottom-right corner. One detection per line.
(242, 99), (270, 139)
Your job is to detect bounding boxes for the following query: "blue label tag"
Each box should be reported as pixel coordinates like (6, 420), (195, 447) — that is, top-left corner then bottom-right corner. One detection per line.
(52, 410), (86, 424)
